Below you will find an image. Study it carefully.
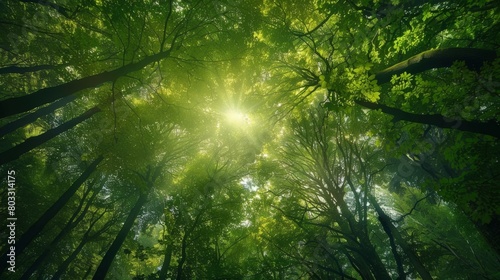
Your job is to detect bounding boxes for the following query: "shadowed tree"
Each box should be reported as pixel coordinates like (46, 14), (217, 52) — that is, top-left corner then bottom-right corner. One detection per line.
(19, 177), (106, 279)
(0, 155), (103, 275)
(0, 106), (102, 166)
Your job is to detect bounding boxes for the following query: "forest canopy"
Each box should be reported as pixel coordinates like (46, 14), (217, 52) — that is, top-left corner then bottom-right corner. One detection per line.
(0, 0), (499, 279)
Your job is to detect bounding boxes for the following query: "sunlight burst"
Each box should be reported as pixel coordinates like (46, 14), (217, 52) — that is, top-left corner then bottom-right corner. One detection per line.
(225, 109), (250, 125)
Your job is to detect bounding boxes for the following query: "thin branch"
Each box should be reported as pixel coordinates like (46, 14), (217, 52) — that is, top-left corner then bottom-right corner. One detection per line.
(396, 194), (432, 222)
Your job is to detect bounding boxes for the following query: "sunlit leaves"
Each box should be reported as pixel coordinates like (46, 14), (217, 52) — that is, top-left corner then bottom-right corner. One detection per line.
(346, 64), (381, 102)
(392, 20), (425, 55)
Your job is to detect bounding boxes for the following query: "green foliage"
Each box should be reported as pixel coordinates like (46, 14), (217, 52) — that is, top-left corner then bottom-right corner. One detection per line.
(347, 63), (381, 102)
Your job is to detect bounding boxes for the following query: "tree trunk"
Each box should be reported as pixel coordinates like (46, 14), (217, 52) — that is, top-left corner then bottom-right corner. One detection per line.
(0, 155), (103, 274)
(332, 197), (390, 280)
(174, 208), (205, 280)
(355, 99), (500, 138)
(375, 48), (497, 84)
(158, 243), (174, 280)
(377, 212), (406, 279)
(175, 234), (188, 280)
(0, 95), (77, 138)
(370, 196), (433, 280)
(0, 64), (60, 75)
(159, 206), (183, 280)
(51, 232), (91, 280)
(0, 48), (172, 119)
(51, 210), (112, 280)
(20, 179), (105, 280)
(92, 191), (149, 280)
(0, 106), (101, 166)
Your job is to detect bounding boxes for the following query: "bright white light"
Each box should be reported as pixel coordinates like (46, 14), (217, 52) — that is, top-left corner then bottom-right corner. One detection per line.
(240, 219), (251, 227)
(240, 176), (258, 191)
(225, 110), (249, 125)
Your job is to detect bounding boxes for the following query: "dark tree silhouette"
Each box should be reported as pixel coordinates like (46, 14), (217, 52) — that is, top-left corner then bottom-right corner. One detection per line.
(0, 156), (103, 275)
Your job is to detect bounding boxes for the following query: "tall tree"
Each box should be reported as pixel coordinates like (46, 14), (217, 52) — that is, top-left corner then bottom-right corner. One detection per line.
(0, 155), (103, 275)
(20, 177), (106, 279)
(92, 191), (149, 279)
(0, 95), (77, 138)
(0, 106), (101, 166)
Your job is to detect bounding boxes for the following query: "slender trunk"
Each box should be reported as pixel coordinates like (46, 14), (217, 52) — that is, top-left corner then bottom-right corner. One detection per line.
(175, 234), (188, 280)
(335, 195), (392, 280)
(321, 183), (381, 279)
(52, 210), (111, 280)
(0, 48), (171, 119)
(158, 243), (174, 280)
(375, 48), (496, 84)
(355, 231), (392, 280)
(159, 209), (182, 280)
(0, 106), (101, 166)
(0, 95), (77, 138)
(92, 192), (148, 280)
(341, 247), (373, 280)
(343, 247), (375, 280)
(395, 227), (433, 280)
(355, 99), (500, 138)
(0, 64), (60, 75)
(370, 196), (433, 280)
(51, 234), (89, 280)
(174, 209), (204, 280)
(370, 197), (406, 279)
(0, 155), (103, 274)
(20, 179), (105, 279)
(329, 203), (383, 279)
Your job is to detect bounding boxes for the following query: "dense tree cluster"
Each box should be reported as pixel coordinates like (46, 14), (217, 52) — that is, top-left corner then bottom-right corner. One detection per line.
(0, 0), (499, 279)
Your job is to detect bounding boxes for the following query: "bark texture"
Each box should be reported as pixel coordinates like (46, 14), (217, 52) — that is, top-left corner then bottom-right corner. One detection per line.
(375, 48), (497, 84)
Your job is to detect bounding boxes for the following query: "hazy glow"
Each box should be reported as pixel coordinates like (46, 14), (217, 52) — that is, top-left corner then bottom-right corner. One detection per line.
(225, 110), (250, 125)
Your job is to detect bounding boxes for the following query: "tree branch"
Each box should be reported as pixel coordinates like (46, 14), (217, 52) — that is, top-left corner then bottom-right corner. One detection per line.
(375, 48), (497, 84)
(355, 99), (500, 138)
